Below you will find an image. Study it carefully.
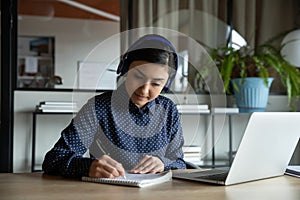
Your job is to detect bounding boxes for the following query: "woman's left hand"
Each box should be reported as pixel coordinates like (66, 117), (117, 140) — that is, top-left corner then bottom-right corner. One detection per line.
(130, 155), (164, 174)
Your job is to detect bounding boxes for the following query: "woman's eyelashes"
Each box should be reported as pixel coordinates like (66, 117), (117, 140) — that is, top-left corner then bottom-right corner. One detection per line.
(151, 82), (162, 87)
(133, 74), (162, 87)
(134, 73), (144, 80)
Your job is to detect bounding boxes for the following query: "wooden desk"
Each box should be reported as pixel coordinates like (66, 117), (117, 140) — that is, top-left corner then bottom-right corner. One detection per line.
(0, 172), (299, 200)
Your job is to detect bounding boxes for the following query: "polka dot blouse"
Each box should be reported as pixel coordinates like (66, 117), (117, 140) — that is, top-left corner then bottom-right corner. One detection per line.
(42, 84), (186, 178)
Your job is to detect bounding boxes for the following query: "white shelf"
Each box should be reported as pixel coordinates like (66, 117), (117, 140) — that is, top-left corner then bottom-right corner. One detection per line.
(18, 76), (47, 80)
(18, 55), (52, 60)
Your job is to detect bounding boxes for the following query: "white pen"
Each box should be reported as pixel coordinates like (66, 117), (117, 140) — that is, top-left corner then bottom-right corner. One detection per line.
(95, 139), (110, 156)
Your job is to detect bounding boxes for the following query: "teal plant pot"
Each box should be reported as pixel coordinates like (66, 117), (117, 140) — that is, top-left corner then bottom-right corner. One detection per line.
(231, 77), (274, 113)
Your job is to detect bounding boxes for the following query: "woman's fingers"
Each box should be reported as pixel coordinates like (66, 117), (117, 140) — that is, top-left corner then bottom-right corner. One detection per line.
(103, 162), (125, 177)
(89, 155), (125, 178)
(130, 155), (164, 174)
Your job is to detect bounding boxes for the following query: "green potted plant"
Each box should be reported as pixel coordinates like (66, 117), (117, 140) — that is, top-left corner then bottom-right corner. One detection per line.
(210, 42), (300, 112)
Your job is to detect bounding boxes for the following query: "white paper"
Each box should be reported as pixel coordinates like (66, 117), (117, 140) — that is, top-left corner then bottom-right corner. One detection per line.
(25, 56), (38, 73)
(78, 61), (117, 90)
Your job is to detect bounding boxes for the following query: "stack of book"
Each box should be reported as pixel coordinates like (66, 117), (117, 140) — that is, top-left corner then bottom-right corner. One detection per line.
(37, 101), (78, 113)
(211, 107), (239, 114)
(176, 104), (210, 114)
(183, 145), (203, 166)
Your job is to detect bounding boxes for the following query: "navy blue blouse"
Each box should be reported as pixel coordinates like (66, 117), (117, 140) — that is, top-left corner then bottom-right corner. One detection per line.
(42, 84), (186, 178)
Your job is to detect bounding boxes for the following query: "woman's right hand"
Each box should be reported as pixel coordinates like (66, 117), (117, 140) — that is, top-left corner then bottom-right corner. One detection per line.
(88, 155), (126, 178)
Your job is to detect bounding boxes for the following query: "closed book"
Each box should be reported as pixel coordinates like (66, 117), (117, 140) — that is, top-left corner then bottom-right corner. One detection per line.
(39, 101), (77, 106)
(178, 109), (210, 114)
(37, 106), (78, 113)
(184, 153), (201, 157)
(183, 146), (201, 153)
(82, 170), (172, 188)
(184, 157), (203, 165)
(176, 104), (209, 110)
(39, 104), (78, 109)
(39, 109), (78, 113)
(177, 104), (210, 114)
(211, 107), (239, 113)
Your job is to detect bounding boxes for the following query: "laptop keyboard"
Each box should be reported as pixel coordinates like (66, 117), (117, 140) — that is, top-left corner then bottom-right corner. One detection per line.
(196, 172), (229, 181)
(174, 168), (229, 181)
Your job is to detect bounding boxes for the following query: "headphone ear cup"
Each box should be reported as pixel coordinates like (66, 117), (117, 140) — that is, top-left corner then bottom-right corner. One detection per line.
(117, 54), (129, 76)
(117, 59), (124, 75)
(174, 53), (178, 71)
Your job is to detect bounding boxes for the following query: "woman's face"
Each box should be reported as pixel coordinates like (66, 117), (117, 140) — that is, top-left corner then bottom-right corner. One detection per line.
(125, 61), (169, 108)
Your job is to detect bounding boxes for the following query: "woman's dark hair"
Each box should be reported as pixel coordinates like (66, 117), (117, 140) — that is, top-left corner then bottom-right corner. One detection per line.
(117, 34), (178, 77)
(126, 47), (177, 72)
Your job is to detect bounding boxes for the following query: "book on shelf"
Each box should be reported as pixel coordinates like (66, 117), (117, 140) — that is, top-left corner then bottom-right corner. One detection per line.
(178, 109), (210, 114)
(39, 104), (78, 109)
(211, 107), (239, 114)
(38, 108), (78, 113)
(184, 152), (201, 157)
(177, 105), (210, 114)
(82, 170), (172, 188)
(37, 101), (79, 113)
(183, 145), (202, 153)
(176, 104), (209, 110)
(183, 145), (202, 166)
(39, 101), (77, 106)
(184, 157), (203, 166)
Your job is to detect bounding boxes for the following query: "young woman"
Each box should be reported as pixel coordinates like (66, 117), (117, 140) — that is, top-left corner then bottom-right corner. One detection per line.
(42, 34), (186, 178)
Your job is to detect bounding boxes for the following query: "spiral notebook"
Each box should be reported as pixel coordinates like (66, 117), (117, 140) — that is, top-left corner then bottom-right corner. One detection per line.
(82, 170), (172, 188)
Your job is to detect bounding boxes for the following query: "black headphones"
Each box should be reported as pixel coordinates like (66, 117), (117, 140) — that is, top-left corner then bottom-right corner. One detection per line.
(117, 34), (178, 92)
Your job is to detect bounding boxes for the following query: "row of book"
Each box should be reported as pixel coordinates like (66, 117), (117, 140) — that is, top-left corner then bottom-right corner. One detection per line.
(176, 104), (239, 114)
(36, 101), (79, 113)
(183, 145), (203, 166)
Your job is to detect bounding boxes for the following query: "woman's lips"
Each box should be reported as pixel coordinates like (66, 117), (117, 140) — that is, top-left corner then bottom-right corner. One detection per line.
(134, 93), (148, 100)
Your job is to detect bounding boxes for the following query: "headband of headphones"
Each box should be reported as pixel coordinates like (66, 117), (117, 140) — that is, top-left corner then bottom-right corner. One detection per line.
(117, 34), (178, 92)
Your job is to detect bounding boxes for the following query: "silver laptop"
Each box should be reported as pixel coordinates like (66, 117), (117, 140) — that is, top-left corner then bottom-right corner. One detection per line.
(173, 112), (300, 185)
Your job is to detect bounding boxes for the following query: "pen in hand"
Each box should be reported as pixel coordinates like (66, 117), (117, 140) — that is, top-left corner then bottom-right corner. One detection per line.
(95, 139), (110, 156)
(95, 139), (126, 178)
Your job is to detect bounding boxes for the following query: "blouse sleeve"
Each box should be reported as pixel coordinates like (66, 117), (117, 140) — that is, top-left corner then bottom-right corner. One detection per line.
(158, 103), (187, 170)
(42, 98), (99, 178)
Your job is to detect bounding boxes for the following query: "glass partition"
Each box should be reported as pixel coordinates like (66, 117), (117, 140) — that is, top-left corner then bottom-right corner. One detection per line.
(17, 0), (120, 90)
(16, 0), (299, 93)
